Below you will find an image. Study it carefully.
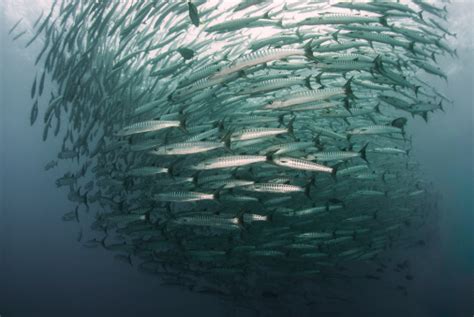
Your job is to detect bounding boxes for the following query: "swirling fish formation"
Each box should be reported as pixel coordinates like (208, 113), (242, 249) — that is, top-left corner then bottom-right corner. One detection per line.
(13, 0), (454, 303)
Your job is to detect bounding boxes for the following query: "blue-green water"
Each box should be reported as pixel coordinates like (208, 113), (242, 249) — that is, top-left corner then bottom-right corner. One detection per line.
(1, 1), (472, 316)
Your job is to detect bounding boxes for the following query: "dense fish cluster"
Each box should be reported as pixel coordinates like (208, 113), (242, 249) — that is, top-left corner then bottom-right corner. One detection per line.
(13, 0), (453, 304)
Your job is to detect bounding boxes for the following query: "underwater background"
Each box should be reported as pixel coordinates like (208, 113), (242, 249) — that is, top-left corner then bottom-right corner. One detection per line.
(0, 1), (472, 316)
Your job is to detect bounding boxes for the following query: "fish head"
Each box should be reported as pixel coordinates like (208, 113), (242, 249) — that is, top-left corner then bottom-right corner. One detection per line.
(265, 99), (284, 109)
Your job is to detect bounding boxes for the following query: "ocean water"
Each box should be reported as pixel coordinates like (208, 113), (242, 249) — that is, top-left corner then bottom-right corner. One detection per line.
(0, 1), (472, 316)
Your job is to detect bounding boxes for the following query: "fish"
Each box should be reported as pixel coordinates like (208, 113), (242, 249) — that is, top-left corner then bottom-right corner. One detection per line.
(155, 191), (218, 202)
(24, 0), (454, 304)
(8, 18), (23, 35)
(38, 71), (46, 96)
(211, 45), (315, 79)
(31, 74), (37, 99)
(44, 160), (58, 171)
(150, 141), (227, 156)
(191, 155), (268, 170)
(272, 157), (333, 174)
(30, 100), (39, 126)
(265, 78), (354, 109)
(114, 120), (184, 137)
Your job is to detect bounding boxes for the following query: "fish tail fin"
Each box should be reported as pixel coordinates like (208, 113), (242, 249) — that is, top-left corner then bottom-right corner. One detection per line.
(375, 103), (382, 114)
(287, 117), (296, 139)
(266, 213), (273, 223)
(346, 133), (352, 143)
(414, 85), (421, 97)
(379, 15), (388, 27)
(213, 186), (225, 203)
(144, 210), (151, 223)
(304, 75), (313, 90)
(167, 162), (178, 179)
(368, 114), (377, 125)
(343, 99), (352, 113)
(74, 207), (79, 223)
(359, 143), (369, 163)
(438, 101), (444, 112)
(408, 42), (417, 56)
(100, 235), (107, 248)
(331, 166), (338, 182)
(304, 182), (312, 199)
(431, 52), (437, 62)
(373, 55), (383, 73)
(331, 29), (340, 43)
(315, 73), (325, 88)
(295, 27), (303, 41)
(313, 136), (322, 150)
(83, 191), (89, 211)
(418, 11), (424, 21)
(265, 149), (278, 162)
(221, 131), (232, 151)
(343, 76), (356, 100)
(179, 117), (188, 133)
(391, 117), (408, 131)
(396, 59), (403, 72)
(421, 111), (428, 123)
(191, 171), (200, 186)
(275, 19), (284, 29)
(236, 209), (246, 228)
(262, 10), (272, 20)
(304, 40), (315, 60)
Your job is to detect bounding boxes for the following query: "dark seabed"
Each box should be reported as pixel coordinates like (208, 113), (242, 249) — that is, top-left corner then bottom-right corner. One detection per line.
(1, 1), (472, 316)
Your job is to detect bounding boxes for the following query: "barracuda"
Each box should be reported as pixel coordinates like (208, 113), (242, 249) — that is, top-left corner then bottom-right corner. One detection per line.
(150, 141), (226, 155)
(212, 46), (315, 79)
(191, 155), (268, 170)
(115, 120), (183, 137)
(21, 0), (454, 301)
(272, 157), (333, 173)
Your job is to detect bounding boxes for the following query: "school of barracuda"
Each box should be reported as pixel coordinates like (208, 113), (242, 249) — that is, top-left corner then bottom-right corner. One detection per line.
(12, 0), (454, 303)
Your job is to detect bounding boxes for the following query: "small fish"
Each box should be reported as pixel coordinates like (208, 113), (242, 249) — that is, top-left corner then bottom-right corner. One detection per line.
(155, 191), (218, 202)
(115, 120), (183, 137)
(8, 18), (23, 35)
(191, 155), (268, 170)
(30, 100), (39, 126)
(44, 160), (58, 171)
(150, 141), (226, 155)
(31, 74), (37, 99)
(38, 71), (46, 96)
(272, 157), (333, 173)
